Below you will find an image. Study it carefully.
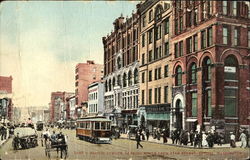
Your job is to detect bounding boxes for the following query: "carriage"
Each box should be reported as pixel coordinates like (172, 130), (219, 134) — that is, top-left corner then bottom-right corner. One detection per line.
(76, 116), (112, 144)
(44, 136), (68, 159)
(36, 121), (44, 131)
(12, 127), (38, 150)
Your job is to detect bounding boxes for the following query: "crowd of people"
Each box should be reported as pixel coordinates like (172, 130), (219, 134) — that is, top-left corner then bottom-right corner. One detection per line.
(0, 122), (15, 141)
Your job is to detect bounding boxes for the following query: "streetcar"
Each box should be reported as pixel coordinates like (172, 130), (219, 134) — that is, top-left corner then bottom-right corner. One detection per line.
(76, 116), (112, 144)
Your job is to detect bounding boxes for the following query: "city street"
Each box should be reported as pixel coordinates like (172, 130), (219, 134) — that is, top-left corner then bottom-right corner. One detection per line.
(0, 129), (249, 160)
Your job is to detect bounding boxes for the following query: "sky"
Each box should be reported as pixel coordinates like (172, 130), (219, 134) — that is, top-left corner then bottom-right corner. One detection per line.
(0, 1), (138, 107)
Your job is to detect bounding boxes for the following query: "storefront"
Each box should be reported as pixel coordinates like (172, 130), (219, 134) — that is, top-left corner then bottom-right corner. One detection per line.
(138, 104), (171, 132)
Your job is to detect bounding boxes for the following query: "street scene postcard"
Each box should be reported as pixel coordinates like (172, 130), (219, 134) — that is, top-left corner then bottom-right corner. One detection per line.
(0, 0), (250, 160)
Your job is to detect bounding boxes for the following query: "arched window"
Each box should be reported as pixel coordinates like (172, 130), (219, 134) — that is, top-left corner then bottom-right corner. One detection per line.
(155, 5), (163, 21)
(202, 57), (211, 81)
(117, 75), (121, 86)
(123, 73), (127, 87)
(112, 77), (116, 88)
(128, 71), (132, 86)
(134, 69), (138, 84)
(175, 66), (182, 86)
(190, 63), (197, 84)
(117, 57), (122, 69)
(224, 55), (238, 80)
(109, 79), (112, 91)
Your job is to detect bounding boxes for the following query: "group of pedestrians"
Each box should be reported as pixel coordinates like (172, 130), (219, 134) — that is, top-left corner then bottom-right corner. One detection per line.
(0, 123), (15, 141)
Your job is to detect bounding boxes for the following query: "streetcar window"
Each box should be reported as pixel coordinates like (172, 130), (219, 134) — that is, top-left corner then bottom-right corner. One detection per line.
(86, 122), (90, 129)
(101, 122), (106, 130)
(80, 122), (84, 128)
(95, 122), (100, 130)
(83, 122), (86, 128)
(107, 122), (111, 130)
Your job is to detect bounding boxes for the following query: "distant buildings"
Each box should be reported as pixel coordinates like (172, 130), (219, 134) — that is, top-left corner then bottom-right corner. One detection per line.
(0, 75), (13, 122)
(49, 91), (74, 122)
(75, 60), (103, 117)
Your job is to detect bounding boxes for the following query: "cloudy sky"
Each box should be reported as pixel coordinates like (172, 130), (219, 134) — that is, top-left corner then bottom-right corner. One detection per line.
(0, 1), (137, 107)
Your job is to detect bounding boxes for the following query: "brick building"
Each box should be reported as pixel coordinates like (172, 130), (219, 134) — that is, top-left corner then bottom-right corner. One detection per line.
(170, 0), (250, 140)
(75, 60), (103, 116)
(50, 91), (74, 122)
(0, 76), (13, 121)
(137, 0), (173, 131)
(102, 10), (140, 129)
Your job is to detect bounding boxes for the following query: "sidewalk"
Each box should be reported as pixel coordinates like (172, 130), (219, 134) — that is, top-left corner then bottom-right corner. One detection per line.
(0, 130), (10, 148)
(119, 133), (242, 149)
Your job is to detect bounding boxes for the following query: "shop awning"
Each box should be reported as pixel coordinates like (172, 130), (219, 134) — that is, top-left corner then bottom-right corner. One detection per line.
(147, 113), (170, 121)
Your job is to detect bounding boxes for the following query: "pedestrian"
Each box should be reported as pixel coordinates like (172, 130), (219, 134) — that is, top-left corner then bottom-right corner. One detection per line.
(202, 131), (208, 147)
(141, 130), (145, 141)
(136, 132), (143, 149)
(230, 132), (236, 148)
(157, 128), (161, 141)
(145, 129), (150, 141)
(194, 131), (201, 148)
(189, 130), (194, 146)
(239, 131), (247, 148)
(162, 129), (168, 143)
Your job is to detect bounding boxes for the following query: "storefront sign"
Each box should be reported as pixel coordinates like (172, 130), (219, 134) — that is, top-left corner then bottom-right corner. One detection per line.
(145, 104), (171, 113)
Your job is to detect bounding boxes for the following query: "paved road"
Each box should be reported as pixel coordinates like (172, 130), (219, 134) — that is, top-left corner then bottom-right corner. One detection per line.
(0, 129), (249, 160)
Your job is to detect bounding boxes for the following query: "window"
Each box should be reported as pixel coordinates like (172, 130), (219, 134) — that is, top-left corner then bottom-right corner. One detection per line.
(179, 41), (183, 57)
(201, 30), (207, 49)
(149, 10), (153, 21)
(159, 46), (162, 58)
(191, 92), (197, 117)
(156, 25), (161, 40)
(224, 89), (237, 117)
(206, 90), (212, 117)
(101, 122), (106, 130)
(142, 72), (145, 83)
(176, 66), (182, 86)
(233, 28), (239, 46)
(223, 27), (228, 44)
(127, 33), (130, 45)
(134, 69), (138, 84)
(203, 57), (211, 81)
(164, 65), (168, 77)
(142, 53), (145, 65)
(154, 88), (157, 104)
(224, 55), (238, 80)
(186, 10), (192, 27)
(123, 73), (127, 87)
(180, 16), (183, 32)
(149, 89), (152, 104)
(174, 43), (179, 58)
(191, 63), (197, 84)
(208, 27), (213, 47)
(232, 1), (237, 16)
(193, 34), (198, 52)
(175, 19), (178, 34)
(187, 37), (192, 54)
(117, 75), (121, 86)
(207, 1), (213, 16)
(222, 1), (228, 15)
(142, 34), (145, 47)
(194, 8), (198, 25)
(141, 90), (145, 105)
(155, 5), (162, 21)
(142, 16), (146, 27)
(248, 30), (250, 47)
(155, 47), (158, 60)
(164, 86), (168, 103)
(149, 70), (152, 81)
(149, 29), (153, 44)
(164, 18), (169, 34)
(155, 68), (158, 80)
(158, 87), (161, 103)
(165, 42), (169, 56)
(149, 50), (153, 62)
(158, 67), (161, 79)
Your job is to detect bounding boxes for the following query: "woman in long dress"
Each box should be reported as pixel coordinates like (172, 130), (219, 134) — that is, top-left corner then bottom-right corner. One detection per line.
(202, 132), (208, 147)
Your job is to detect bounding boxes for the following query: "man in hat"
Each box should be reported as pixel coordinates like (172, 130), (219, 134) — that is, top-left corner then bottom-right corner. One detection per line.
(230, 132), (236, 148)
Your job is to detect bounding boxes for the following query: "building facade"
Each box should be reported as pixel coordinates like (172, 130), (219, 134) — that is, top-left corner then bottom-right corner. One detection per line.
(170, 0), (250, 140)
(0, 76), (13, 122)
(88, 82), (104, 116)
(66, 95), (76, 120)
(102, 11), (140, 129)
(75, 60), (103, 116)
(137, 0), (173, 132)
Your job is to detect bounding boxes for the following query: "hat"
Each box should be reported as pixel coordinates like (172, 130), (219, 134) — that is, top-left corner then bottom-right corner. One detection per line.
(230, 132), (233, 134)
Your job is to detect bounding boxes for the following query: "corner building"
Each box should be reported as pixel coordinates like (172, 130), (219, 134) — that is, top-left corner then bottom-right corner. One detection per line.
(138, 0), (173, 132)
(102, 11), (140, 130)
(171, 0), (250, 140)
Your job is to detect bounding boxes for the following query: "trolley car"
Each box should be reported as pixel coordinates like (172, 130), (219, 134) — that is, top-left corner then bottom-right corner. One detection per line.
(76, 116), (112, 144)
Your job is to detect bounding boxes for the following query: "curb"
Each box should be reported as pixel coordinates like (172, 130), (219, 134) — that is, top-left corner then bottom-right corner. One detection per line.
(119, 136), (233, 149)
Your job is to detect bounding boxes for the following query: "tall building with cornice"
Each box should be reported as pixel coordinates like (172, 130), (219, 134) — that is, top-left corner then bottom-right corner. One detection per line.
(102, 9), (140, 130)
